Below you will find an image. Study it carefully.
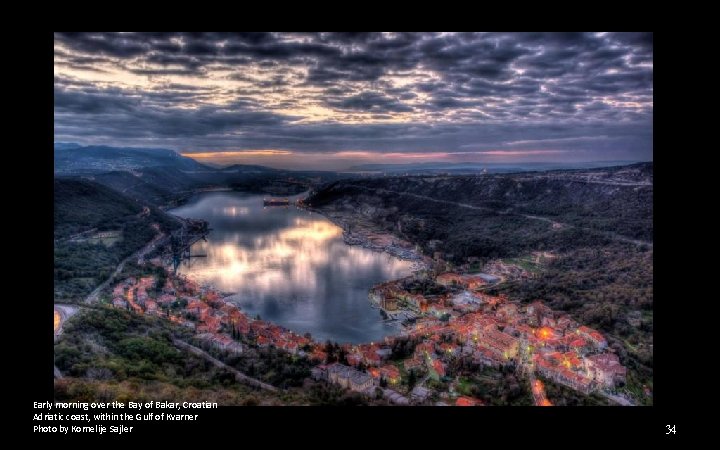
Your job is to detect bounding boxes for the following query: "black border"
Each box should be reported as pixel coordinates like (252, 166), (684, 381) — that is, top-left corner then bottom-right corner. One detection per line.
(13, 31), (681, 442)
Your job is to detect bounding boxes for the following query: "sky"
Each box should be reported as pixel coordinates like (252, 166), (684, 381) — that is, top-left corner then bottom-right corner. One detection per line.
(54, 32), (653, 171)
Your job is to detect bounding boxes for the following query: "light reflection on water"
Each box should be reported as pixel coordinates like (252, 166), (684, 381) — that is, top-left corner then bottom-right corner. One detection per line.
(170, 191), (412, 343)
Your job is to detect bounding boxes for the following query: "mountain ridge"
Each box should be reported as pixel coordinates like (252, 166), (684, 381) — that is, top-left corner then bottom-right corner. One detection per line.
(54, 143), (211, 174)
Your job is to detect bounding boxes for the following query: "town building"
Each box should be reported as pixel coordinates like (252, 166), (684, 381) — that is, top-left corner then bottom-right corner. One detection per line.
(577, 326), (608, 349)
(585, 353), (627, 387)
(383, 389), (410, 405)
(325, 363), (375, 393)
(404, 386), (428, 404)
(455, 396), (483, 406)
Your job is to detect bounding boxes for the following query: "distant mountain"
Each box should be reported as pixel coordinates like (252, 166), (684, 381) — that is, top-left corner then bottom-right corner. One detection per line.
(54, 144), (354, 205)
(54, 142), (83, 151)
(54, 143), (210, 174)
(219, 164), (280, 173)
(346, 160), (645, 174)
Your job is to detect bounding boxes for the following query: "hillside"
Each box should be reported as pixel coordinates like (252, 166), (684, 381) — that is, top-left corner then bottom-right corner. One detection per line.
(55, 178), (142, 239)
(55, 306), (388, 405)
(348, 160), (643, 174)
(54, 178), (181, 302)
(307, 163), (653, 396)
(88, 167), (219, 206)
(55, 144), (358, 206)
(308, 162), (653, 257)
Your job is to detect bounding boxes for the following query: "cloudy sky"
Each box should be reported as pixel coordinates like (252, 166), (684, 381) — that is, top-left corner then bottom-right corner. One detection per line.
(54, 32), (653, 170)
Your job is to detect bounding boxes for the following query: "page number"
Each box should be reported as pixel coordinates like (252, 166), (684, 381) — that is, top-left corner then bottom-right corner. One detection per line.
(666, 425), (676, 435)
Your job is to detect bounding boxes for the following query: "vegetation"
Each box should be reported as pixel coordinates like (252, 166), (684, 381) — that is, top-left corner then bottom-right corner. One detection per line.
(456, 366), (533, 406)
(200, 343), (312, 389)
(54, 178), (181, 302)
(490, 242), (653, 395)
(308, 163), (653, 259)
(54, 162), (653, 405)
(540, 376), (613, 406)
(55, 308), (386, 405)
(56, 308), (193, 381)
(308, 163), (653, 403)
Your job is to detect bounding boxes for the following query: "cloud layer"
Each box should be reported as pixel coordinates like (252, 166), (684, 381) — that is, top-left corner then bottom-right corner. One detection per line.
(54, 32), (653, 168)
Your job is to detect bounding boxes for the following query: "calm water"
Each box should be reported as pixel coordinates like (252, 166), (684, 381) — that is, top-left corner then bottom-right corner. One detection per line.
(169, 191), (413, 344)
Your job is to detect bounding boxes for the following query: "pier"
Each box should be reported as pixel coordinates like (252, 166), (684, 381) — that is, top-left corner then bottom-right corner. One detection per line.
(166, 218), (210, 272)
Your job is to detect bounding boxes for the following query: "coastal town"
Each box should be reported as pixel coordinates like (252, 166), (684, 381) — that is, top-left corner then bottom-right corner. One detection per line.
(52, 31), (653, 415)
(103, 251), (627, 406)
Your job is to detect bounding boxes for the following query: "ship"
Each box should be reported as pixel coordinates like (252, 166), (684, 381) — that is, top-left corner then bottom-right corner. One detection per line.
(263, 197), (290, 206)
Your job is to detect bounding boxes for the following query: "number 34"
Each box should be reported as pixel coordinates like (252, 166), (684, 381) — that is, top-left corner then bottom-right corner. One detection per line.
(666, 425), (676, 435)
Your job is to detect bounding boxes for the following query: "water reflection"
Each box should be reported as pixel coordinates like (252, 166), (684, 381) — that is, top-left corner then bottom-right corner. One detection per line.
(170, 192), (412, 343)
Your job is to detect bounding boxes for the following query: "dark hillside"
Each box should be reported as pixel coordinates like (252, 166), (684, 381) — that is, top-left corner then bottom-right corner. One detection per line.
(54, 178), (181, 302)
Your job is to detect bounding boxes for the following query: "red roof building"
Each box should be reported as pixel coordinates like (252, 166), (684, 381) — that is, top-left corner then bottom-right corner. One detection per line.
(455, 396), (482, 406)
(584, 353), (627, 387)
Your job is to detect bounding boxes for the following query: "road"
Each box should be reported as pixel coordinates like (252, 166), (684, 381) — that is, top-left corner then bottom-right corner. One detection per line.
(519, 175), (652, 187)
(55, 226), (173, 380)
(529, 377), (552, 406)
(84, 231), (166, 304)
(56, 229), (164, 381)
(345, 183), (496, 213)
(172, 339), (278, 392)
(54, 304), (79, 339)
(54, 304), (80, 380)
(343, 184), (653, 248)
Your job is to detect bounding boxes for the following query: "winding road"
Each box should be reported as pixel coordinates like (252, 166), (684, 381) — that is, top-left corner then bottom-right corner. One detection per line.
(54, 304), (80, 379)
(84, 230), (166, 304)
(55, 229), (165, 379)
(54, 304), (79, 338)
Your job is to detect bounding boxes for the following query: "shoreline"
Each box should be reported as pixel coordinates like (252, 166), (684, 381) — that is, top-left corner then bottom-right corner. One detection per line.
(164, 200), (429, 344)
(303, 205), (431, 272)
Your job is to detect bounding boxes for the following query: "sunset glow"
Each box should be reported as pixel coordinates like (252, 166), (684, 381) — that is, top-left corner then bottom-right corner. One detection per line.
(188, 150), (293, 158)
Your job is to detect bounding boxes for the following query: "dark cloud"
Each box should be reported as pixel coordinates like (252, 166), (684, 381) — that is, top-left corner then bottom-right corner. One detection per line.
(54, 32), (653, 164)
(326, 92), (414, 113)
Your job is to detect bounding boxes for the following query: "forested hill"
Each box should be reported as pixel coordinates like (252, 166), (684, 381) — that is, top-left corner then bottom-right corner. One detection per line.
(54, 178), (180, 302)
(308, 162), (653, 260)
(55, 178), (143, 239)
(54, 178), (179, 239)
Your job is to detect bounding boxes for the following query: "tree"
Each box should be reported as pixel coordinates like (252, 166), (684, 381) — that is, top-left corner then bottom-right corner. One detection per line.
(338, 347), (347, 365)
(408, 369), (418, 390)
(154, 270), (167, 293)
(375, 387), (384, 399)
(325, 340), (337, 363)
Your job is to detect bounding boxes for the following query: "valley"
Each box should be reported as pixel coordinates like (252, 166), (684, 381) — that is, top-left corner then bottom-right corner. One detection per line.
(53, 145), (652, 406)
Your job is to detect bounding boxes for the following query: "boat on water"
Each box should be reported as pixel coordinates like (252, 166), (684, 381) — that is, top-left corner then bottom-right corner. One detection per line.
(263, 197), (290, 206)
